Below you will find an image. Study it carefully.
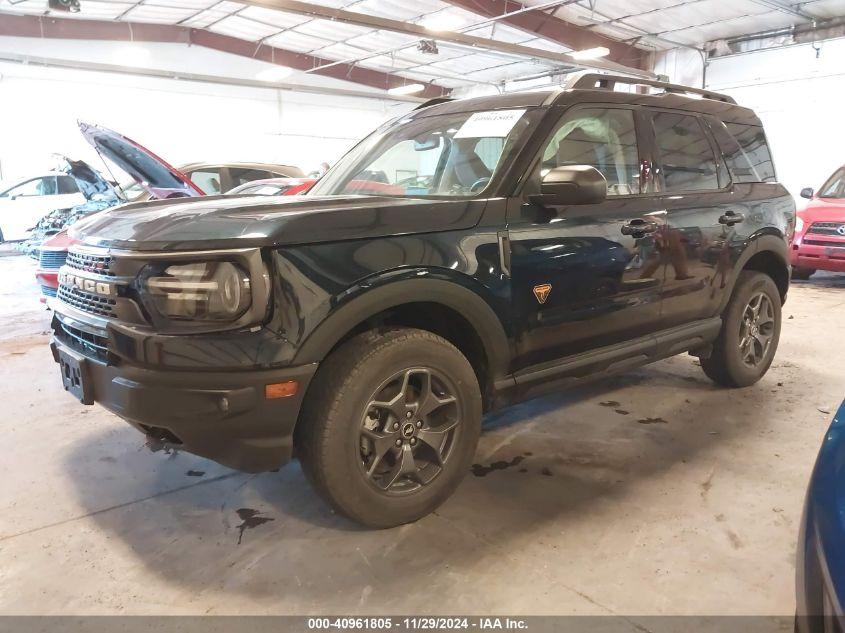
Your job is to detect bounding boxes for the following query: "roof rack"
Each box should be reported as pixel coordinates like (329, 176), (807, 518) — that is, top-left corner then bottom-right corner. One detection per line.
(565, 73), (736, 105)
(414, 97), (454, 110)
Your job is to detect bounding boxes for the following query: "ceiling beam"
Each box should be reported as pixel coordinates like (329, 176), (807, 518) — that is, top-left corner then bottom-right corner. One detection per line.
(0, 51), (429, 102)
(438, 0), (650, 69)
(0, 13), (450, 98)
(239, 0), (655, 78)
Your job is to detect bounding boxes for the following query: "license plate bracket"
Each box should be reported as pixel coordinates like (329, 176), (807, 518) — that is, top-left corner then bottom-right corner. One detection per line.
(58, 348), (94, 405)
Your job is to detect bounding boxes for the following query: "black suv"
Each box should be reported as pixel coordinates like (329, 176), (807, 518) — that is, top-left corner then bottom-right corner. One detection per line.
(51, 74), (794, 528)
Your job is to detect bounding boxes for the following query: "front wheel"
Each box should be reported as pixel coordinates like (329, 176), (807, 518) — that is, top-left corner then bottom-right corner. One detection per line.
(700, 271), (782, 387)
(297, 328), (482, 528)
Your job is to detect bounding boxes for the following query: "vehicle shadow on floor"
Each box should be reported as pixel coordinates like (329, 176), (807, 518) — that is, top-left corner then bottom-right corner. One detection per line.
(61, 357), (803, 608)
(790, 272), (845, 289)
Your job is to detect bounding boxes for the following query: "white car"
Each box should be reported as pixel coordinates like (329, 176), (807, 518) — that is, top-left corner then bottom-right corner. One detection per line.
(0, 172), (88, 242)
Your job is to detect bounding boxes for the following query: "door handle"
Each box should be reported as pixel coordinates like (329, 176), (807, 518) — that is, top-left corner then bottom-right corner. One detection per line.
(621, 219), (659, 236)
(719, 211), (745, 226)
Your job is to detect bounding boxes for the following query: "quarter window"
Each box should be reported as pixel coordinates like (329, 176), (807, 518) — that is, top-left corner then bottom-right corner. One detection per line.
(540, 108), (641, 196)
(653, 113), (719, 192)
(723, 122), (776, 183)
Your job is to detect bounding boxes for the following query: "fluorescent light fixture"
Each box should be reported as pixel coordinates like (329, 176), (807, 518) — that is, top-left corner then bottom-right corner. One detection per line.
(256, 66), (293, 82)
(570, 46), (610, 60)
(420, 13), (463, 32)
(388, 83), (425, 96)
(114, 45), (151, 67)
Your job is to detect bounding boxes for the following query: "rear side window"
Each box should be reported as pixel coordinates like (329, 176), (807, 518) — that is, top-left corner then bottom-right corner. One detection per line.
(719, 122), (776, 183)
(653, 112), (719, 192)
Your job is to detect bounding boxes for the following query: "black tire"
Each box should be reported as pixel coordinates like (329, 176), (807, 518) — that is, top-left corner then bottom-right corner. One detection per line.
(700, 271), (782, 387)
(296, 328), (482, 528)
(791, 267), (815, 281)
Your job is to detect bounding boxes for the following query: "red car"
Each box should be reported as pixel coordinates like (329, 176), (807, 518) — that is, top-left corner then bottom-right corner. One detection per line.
(791, 165), (845, 280)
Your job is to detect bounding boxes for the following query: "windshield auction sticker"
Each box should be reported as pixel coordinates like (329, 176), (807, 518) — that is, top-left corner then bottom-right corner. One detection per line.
(454, 109), (526, 138)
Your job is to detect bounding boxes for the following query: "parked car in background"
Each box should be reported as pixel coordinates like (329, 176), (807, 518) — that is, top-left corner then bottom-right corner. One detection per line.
(226, 177), (315, 196)
(35, 129), (308, 302)
(185, 162), (304, 194)
(35, 230), (77, 302)
(792, 166), (845, 279)
(0, 158), (119, 242)
(796, 398), (845, 633)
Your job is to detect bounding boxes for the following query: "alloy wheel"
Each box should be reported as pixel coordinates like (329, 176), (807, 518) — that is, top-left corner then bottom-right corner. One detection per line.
(739, 292), (775, 367)
(358, 367), (460, 494)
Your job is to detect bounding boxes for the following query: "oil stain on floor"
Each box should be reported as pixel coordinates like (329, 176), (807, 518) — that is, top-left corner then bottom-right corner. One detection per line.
(235, 508), (274, 544)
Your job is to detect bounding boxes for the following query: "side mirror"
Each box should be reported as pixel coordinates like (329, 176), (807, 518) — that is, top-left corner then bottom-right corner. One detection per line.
(800, 187), (814, 199)
(533, 166), (607, 206)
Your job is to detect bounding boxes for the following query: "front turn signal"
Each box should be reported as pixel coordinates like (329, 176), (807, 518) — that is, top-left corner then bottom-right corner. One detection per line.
(265, 381), (299, 399)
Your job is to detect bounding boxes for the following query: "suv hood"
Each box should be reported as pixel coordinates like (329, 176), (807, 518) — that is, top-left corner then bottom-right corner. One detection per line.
(59, 155), (121, 202)
(78, 122), (203, 199)
(801, 197), (845, 221)
(69, 194), (485, 250)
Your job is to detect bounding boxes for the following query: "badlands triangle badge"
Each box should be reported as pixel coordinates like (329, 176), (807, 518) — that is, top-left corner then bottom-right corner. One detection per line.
(533, 283), (552, 305)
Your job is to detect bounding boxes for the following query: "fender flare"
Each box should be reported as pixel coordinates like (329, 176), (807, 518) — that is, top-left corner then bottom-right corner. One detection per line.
(292, 275), (511, 381)
(719, 232), (790, 312)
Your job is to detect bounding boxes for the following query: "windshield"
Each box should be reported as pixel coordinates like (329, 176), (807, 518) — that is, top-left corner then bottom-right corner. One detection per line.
(819, 167), (845, 199)
(310, 108), (540, 198)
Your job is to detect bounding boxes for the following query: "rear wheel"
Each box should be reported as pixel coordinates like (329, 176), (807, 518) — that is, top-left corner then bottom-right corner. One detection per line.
(297, 328), (482, 528)
(700, 271), (782, 387)
(791, 267), (815, 280)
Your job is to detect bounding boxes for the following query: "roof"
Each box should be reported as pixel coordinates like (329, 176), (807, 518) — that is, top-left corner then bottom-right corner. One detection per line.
(178, 161), (304, 175)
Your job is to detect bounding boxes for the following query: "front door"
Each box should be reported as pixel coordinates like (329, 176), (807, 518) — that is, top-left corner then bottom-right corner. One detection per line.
(508, 105), (667, 372)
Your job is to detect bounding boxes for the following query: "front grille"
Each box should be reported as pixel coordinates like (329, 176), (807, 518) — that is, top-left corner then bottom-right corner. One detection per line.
(66, 250), (116, 277)
(57, 285), (117, 318)
(39, 249), (68, 271)
(40, 284), (58, 298)
(804, 239), (845, 247)
(807, 222), (845, 236)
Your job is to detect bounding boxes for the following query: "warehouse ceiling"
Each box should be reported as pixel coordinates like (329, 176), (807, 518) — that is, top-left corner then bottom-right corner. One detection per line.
(1, 0), (844, 94)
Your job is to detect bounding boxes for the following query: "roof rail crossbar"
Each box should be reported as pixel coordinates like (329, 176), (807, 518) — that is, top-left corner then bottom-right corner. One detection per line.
(565, 73), (736, 104)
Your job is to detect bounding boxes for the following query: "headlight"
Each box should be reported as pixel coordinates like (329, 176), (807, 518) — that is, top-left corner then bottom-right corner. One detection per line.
(795, 215), (805, 233)
(143, 261), (252, 321)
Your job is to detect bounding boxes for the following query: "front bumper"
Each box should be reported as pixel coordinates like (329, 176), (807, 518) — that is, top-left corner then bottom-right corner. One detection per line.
(792, 236), (845, 272)
(50, 316), (317, 473)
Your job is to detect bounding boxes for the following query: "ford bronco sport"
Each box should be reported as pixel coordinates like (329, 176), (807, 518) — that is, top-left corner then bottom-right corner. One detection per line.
(51, 74), (794, 528)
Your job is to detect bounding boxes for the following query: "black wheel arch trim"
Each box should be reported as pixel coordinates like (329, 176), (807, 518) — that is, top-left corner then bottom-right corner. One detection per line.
(292, 270), (511, 382)
(720, 231), (790, 312)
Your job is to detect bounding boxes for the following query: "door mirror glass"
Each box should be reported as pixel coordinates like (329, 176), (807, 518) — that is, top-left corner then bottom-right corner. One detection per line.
(800, 187), (814, 199)
(535, 165), (607, 206)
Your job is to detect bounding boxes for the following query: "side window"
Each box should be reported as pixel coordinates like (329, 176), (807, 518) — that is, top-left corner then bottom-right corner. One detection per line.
(56, 176), (80, 194)
(3, 178), (49, 198)
(653, 113), (719, 192)
(189, 169), (222, 194)
(229, 168), (273, 188)
(540, 108), (641, 196)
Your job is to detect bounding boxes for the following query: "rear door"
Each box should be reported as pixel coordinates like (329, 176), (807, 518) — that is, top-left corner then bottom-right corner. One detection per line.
(507, 105), (667, 371)
(648, 109), (740, 327)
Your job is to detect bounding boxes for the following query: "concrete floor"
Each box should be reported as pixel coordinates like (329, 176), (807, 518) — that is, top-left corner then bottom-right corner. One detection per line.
(0, 250), (843, 616)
